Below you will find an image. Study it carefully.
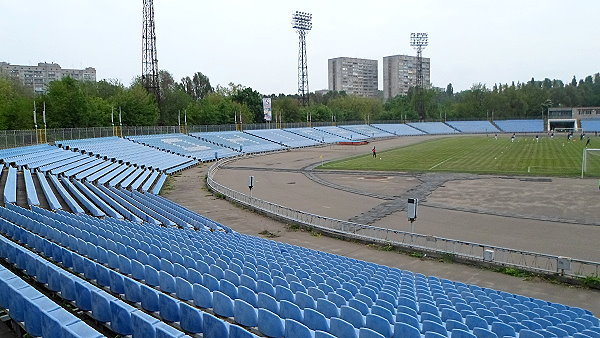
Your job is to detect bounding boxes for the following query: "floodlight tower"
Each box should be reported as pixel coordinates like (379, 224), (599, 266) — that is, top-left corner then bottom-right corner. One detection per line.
(292, 11), (312, 106)
(410, 32), (428, 121)
(142, 0), (160, 104)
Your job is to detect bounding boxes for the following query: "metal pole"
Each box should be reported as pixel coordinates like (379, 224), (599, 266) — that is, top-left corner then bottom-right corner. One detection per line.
(43, 102), (47, 143)
(581, 148), (586, 178)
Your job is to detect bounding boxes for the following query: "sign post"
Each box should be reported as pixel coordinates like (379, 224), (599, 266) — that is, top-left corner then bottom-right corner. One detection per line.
(263, 98), (272, 123)
(407, 198), (418, 233)
(248, 176), (255, 198)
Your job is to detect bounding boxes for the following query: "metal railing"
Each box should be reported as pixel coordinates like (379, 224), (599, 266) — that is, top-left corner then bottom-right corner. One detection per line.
(206, 156), (600, 279)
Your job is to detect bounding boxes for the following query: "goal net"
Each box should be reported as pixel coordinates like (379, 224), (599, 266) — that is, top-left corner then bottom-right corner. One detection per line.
(581, 148), (600, 178)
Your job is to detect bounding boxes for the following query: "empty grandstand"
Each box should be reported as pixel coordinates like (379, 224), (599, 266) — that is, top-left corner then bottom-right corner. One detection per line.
(371, 124), (425, 136)
(0, 127), (599, 338)
(127, 133), (239, 161)
(56, 136), (197, 173)
(314, 126), (370, 140)
(407, 122), (459, 134)
(284, 127), (349, 143)
(581, 119), (600, 132)
(245, 129), (321, 148)
(340, 125), (394, 138)
(446, 121), (501, 133)
(192, 131), (284, 153)
(494, 120), (544, 133)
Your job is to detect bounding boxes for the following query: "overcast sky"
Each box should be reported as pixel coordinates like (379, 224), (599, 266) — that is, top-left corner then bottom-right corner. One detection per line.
(1, 0), (598, 95)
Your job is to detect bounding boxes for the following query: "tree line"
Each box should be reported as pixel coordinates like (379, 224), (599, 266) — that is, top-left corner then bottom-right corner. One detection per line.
(1, 70), (600, 130)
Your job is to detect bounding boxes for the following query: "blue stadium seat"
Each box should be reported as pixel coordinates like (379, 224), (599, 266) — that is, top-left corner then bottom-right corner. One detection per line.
(491, 321), (516, 337)
(365, 313), (392, 338)
(359, 327), (386, 338)
(451, 329), (477, 338)
(233, 298), (258, 327)
(213, 291), (235, 317)
(258, 308), (285, 337)
(472, 327), (498, 338)
(179, 302), (204, 333)
(284, 318), (314, 338)
(109, 300), (136, 335)
(158, 293), (181, 322)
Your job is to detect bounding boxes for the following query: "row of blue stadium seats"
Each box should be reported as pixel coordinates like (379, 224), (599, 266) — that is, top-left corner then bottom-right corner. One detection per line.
(408, 122), (459, 134)
(315, 126), (370, 140)
(284, 128), (349, 143)
(0, 205), (257, 338)
(0, 262), (102, 337)
(128, 134), (240, 161)
(245, 129), (321, 148)
(3, 166), (16, 204)
(340, 125), (394, 138)
(0, 144), (54, 160)
(581, 119), (600, 132)
(3, 164), (180, 226)
(56, 137), (194, 171)
(494, 120), (544, 133)
(446, 121), (500, 133)
(3, 203), (596, 338)
(192, 131), (286, 153)
(370, 124), (425, 136)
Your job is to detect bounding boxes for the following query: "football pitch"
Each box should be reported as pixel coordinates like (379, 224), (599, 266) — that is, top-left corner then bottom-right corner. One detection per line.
(321, 135), (600, 177)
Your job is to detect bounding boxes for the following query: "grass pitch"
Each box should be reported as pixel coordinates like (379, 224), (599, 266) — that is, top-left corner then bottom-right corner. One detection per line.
(321, 135), (600, 177)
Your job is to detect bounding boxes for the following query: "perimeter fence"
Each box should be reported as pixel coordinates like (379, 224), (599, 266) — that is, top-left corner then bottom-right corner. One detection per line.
(206, 156), (600, 279)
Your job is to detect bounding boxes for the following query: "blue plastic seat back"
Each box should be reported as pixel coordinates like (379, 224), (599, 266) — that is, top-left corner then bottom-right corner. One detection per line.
(257, 309), (284, 338)
(284, 319), (313, 338)
(472, 327), (499, 338)
(180, 302), (203, 333)
(280, 300), (304, 322)
(341, 305), (365, 328)
(365, 313), (391, 338)
(330, 317), (358, 338)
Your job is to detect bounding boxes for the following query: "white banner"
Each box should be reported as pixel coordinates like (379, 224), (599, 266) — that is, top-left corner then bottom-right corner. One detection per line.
(263, 97), (272, 122)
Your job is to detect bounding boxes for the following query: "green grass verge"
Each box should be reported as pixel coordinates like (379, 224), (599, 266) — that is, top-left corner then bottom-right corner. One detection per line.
(320, 135), (600, 177)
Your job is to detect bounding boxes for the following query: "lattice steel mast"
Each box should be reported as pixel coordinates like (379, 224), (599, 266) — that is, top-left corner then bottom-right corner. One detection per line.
(410, 32), (428, 121)
(142, 0), (160, 103)
(292, 11), (312, 106)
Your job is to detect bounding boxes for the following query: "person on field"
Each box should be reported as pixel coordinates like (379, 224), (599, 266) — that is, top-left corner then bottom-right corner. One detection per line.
(372, 146), (376, 158)
(535, 135), (539, 143)
(586, 137), (591, 147)
(511, 133), (515, 143)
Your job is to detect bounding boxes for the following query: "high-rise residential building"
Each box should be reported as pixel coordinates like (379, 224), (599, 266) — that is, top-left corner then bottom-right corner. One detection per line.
(383, 55), (430, 100)
(328, 57), (378, 97)
(0, 62), (96, 94)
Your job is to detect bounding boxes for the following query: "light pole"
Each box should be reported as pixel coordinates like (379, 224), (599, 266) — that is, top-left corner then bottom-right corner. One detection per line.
(292, 11), (312, 106)
(410, 32), (428, 121)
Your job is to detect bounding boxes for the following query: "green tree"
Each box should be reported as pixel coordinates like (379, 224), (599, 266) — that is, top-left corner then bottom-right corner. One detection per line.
(232, 87), (262, 123)
(0, 75), (34, 130)
(273, 96), (302, 122)
(186, 93), (251, 125)
(44, 77), (88, 128)
(112, 84), (159, 126)
(180, 72), (213, 100)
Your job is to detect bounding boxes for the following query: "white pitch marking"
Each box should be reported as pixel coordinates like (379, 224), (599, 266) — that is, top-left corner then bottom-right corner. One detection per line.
(429, 156), (455, 170)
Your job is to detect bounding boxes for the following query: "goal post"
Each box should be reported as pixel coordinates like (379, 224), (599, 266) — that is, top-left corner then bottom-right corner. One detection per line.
(582, 148), (600, 178)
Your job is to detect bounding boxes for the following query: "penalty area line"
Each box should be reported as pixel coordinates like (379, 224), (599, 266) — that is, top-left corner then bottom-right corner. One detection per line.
(429, 156), (455, 170)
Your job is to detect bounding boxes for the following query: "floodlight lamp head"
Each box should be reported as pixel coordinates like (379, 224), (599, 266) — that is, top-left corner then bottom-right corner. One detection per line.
(292, 11), (312, 31)
(410, 32), (428, 49)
